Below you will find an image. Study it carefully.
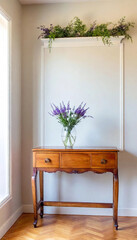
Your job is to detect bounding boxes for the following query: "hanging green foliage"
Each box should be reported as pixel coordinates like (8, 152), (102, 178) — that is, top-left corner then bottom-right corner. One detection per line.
(38, 17), (134, 50)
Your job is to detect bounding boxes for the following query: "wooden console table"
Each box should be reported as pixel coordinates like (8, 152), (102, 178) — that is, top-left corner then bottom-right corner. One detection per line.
(32, 147), (119, 229)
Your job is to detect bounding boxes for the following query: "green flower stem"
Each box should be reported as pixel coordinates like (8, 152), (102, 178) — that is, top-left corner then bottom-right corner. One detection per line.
(69, 133), (73, 147)
(64, 132), (69, 148)
(63, 131), (73, 148)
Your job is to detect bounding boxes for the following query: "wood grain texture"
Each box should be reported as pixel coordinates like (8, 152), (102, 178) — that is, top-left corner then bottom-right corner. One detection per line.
(35, 167), (115, 174)
(33, 146), (119, 152)
(43, 201), (113, 208)
(39, 171), (44, 218)
(91, 153), (117, 169)
(32, 152), (36, 168)
(2, 214), (137, 240)
(32, 147), (118, 229)
(31, 169), (38, 227)
(36, 153), (59, 168)
(61, 153), (91, 168)
(113, 170), (119, 229)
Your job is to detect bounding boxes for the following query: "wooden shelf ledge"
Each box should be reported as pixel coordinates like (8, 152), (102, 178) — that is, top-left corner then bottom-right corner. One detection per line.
(41, 36), (125, 48)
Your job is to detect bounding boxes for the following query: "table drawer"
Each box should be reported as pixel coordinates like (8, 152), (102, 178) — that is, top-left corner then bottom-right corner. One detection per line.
(61, 153), (91, 168)
(91, 153), (117, 169)
(36, 153), (59, 168)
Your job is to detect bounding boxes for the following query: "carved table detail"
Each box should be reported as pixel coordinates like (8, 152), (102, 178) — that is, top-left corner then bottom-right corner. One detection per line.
(32, 147), (119, 229)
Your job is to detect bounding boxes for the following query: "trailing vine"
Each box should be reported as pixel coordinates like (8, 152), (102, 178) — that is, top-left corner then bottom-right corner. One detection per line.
(38, 17), (134, 50)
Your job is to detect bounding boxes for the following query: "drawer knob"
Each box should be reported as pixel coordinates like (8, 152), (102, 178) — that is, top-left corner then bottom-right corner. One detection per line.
(101, 159), (107, 164)
(45, 158), (51, 163)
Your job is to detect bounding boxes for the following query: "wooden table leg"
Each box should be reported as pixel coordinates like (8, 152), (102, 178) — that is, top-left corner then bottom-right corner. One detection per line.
(32, 169), (38, 228)
(39, 171), (44, 218)
(113, 170), (119, 230)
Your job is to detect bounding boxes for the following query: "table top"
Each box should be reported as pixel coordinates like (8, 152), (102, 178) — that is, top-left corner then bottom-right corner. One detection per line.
(32, 146), (119, 152)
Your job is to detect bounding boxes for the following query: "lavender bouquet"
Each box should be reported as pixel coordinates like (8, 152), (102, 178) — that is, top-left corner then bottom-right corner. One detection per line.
(49, 102), (93, 148)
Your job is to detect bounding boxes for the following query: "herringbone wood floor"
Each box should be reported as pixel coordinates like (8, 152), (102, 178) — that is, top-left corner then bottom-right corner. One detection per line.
(2, 214), (137, 240)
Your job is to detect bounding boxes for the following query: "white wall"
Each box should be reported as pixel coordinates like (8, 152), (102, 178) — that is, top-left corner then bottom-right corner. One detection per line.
(22, 1), (137, 216)
(0, 0), (22, 238)
(43, 45), (121, 148)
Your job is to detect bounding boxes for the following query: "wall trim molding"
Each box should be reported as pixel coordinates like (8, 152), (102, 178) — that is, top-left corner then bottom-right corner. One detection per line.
(23, 204), (137, 217)
(23, 204), (34, 213)
(41, 36), (124, 48)
(0, 206), (23, 239)
(41, 36), (124, 150)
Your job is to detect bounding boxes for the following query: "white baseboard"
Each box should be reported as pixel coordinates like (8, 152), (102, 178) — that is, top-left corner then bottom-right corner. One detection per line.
(118, 208), (137, 217)
(22, 204), (137, 217)
(23, 204), (34, 213)
(0, 206), (23, 239)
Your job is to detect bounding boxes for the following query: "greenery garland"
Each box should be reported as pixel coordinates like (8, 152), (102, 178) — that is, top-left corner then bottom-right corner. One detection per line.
(38, 17), (134, 50)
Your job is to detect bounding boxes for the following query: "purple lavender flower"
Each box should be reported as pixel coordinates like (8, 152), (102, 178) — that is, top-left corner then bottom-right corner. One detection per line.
(67, 101), (71, 111)
(62, 101), (66, 112)
(50, 103), (61, 116)
(38, 24), (54, 39)
(60, 102), (66, 114)
(49, 101), (93, 131)
(89, 21), (96, 32)
(74, 102), (83, 114)
(80, 108), (89, 117)
(63, 111), (67, 119)
(75, 102), (88, 116)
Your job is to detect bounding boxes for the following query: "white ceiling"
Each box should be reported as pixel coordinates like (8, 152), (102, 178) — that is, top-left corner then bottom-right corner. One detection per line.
(19, 0), (107, 4)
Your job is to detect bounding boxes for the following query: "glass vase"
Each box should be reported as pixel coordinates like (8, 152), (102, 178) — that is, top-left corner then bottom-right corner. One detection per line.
(61, 127), (76, 149)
